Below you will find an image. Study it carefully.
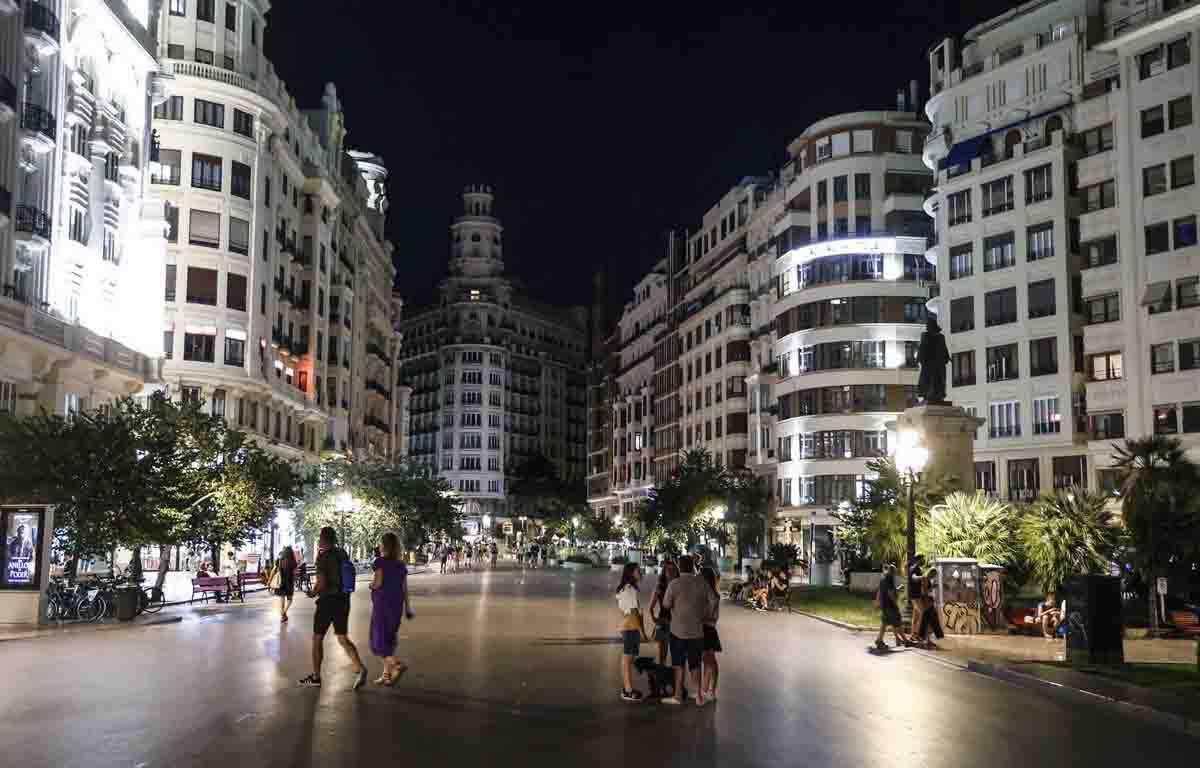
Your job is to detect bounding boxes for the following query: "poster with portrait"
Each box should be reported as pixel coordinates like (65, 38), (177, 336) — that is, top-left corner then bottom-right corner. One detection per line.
(1, 508), (43, 588)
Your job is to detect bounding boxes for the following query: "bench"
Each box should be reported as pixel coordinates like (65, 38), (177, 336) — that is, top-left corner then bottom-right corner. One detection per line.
(191, 576), (233, 604)
(239, 572), (267, 598)
(1169, 609), (1200, 637)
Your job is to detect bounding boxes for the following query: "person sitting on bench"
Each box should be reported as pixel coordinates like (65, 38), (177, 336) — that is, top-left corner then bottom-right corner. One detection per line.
(1036, 592), (1062, 639)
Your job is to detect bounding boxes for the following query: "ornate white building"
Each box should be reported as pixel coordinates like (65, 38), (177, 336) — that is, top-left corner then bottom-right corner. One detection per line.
(0, 0), (162, 423)
(152, 0), (405, 463)
(399, 186), (588, 537)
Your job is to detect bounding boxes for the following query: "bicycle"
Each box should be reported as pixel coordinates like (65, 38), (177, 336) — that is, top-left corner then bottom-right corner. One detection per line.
(45, 579), (101, 623)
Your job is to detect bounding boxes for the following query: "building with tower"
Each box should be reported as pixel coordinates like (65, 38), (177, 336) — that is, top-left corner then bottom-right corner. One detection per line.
(398, 185), (588, 540)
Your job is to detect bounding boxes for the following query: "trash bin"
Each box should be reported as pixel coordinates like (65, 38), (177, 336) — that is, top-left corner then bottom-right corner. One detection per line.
(115, 586), (140, 621)
(1063, 575), (1124, 665)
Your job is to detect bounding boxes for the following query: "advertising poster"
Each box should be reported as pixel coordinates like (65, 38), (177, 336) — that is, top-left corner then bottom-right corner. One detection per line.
(2, 509), (42, 588)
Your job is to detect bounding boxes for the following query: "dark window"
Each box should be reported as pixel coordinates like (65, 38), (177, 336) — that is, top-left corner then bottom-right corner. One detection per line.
(1146, 222), (1170, 255)
(260, 284), (266, 315)
(1025, 164), (1053, 204)
(186, 267), (218, 305)
(1051, 456), (1086, 488)
(223, 55), (234, 71)
(1142, 105), (1165, 138)
(197, 0), (214, 22)
(1178, 277), (1200, 309)
(229, 216), (249, 256)
(194, 99), (224, 128)
(1083, 236), (1117, 268)
(983, 232), (1015, 271)
(1168, 36), (1190, 69)
(1174, 216), (1198, 249)
(1082, 124), (1113, 156)
(1139, 45), (1164, 79)
(1170, 95), (1192, 130)
(169, 0), (185, 16)
(183, 332), (215, 362)
(1147, 280), (1173, 314)
(833, 176), (848, 202)
(949, 243), (973, 279)
(1028, 278), (1056, 319)
(191, 153), (222, 191)
(951, 296), (974, 333)
(154, 96), (184, 121)
(952, 350), (975, 387)
(981, 177), (1013, 216)
(1027, 222), (1054, 261)
(227, 272), (247, 311)
(854, 173), (871, 198)
(164, 264), (176, 302)
(163, 330), (174, 359)
(1182, 339), (1200, 371)
(1154, 405), (1179, 434)
(947, 190), (971, 226)
(164, 203), (179, 243)
(167, 43), (184, 59)
(152, 148), (181, 185)
(233, 109), (253, 138)
(984, 287), (1017, 327)
(1143, 163), (1168, 196)
(1152, 342), (1175, 374)
(1086, 293), (1120, 324)
(224, 335), (245, 367)
(194, 48), (214, 65)
(1090, 411), (1125, 440)
(1172, 155), (1195, 189)
(1083, 179), (1116, 212)
(250, 19), (257, 45)
(1030, 337), (1058, 376)
(225, 2), (236, 30)
(231, 161), (251, 199)
(986, 343), (1019, 382)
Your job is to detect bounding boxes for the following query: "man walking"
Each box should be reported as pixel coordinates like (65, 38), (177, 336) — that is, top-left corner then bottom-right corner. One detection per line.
(299, 527), (367, 690)
(661, 555), (708, 706)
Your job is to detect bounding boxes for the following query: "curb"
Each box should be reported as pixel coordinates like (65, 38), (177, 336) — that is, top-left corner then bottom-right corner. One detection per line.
(0, 615), (182, 643)
(965, 660), (1199, 739)
(789, 609), (871, 632)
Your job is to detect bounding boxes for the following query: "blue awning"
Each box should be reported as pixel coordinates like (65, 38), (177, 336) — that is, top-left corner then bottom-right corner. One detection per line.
(938, 135), (989, 170)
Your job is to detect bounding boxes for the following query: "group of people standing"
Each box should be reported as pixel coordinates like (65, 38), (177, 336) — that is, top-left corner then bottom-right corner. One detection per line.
(436, 541), (499, 573)
(616, 556), (722, 705)
(875, 555), (945, 651)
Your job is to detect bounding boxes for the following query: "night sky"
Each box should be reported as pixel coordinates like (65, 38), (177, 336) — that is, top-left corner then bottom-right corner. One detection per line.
(267, 0), (1017, 319)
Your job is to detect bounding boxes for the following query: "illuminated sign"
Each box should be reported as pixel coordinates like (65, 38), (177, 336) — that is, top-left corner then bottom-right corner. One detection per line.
(1, 507), (45, 590)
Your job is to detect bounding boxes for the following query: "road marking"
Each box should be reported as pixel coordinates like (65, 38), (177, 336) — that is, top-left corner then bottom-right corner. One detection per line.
(235, 713), (257, 724)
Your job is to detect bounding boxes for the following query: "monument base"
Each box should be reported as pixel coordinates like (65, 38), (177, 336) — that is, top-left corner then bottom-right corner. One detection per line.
(896, 404), (984, 493)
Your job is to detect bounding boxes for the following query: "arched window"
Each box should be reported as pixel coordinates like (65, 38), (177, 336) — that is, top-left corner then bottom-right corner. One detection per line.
(1004, 130), (1021, 160)
(1045, 115), (1064, 140)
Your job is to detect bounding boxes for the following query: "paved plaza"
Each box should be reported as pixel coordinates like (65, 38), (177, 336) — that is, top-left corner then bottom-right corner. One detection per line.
(3, 566), (1196, 767)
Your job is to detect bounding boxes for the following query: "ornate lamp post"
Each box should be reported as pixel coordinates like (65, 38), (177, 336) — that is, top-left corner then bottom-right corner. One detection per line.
(895, 429), (928, 621)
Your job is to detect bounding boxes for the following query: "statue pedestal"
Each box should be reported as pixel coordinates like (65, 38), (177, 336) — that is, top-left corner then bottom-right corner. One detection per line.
(896, 404), (984, 493)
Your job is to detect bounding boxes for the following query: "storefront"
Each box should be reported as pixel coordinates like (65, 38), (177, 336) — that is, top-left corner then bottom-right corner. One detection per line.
(0, 505), (52, 624)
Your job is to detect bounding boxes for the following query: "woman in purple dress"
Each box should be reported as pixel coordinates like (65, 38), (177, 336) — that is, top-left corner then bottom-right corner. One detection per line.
(369, 532), (414, 685)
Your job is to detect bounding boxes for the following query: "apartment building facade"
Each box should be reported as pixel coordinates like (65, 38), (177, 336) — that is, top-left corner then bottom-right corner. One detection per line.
(398, 186), (588, 538)
(153, 0), (404, 464)
(0, 0), (161, 423)
(766, 111), (933, 571)
(926, 0), (1104, 501)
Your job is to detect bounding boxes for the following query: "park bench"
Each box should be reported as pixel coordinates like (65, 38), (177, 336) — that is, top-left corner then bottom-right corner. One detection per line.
(239, 572), (267, 598)
(1169, 609), (1200, 637)
(191, 576), (233, 604)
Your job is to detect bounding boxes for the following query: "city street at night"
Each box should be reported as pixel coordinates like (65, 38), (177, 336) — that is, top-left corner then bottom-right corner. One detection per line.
(3, 566), (1195, 768)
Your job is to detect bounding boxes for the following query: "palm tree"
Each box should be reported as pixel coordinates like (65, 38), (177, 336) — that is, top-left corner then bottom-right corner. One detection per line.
(1112, 436), (1199, 634)
(922, 491), (1021, 568)
(1020, 488), (1121, 594)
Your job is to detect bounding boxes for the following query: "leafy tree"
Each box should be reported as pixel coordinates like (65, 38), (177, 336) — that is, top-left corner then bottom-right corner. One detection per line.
(1112, 436), (1200, 633)
(725, 468), (769, 569)
(508, 451), (587, 532)
(583, 511), (618, 543)
(1020, 488), (1122, 594)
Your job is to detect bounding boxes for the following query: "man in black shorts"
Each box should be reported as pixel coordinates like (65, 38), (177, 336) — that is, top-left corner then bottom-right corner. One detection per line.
(661, 555), (708, 705)
(298, 527), (367, 690)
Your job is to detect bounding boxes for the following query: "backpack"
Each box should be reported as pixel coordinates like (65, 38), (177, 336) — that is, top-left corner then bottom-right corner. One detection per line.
(337, 549), (356, 594)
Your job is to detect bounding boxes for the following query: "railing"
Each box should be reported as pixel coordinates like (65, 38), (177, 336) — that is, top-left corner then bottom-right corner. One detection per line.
(989, 425), (1021, 439)
(15, 204), (51, 239)
(168, 60), (255, 93)
(1107, 0), (1200, 41)
(24, 1), (60, 41)
(21, 101), (56, 140)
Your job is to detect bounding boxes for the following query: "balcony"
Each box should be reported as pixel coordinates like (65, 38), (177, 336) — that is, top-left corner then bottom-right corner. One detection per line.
(989, 425), (1021, 439)
(20, 102), (56, 152)
(14, 204), (51, 245)
(0, 185), (10, 229)
(1104, 0), (1200, 43)
(0, 75), (15, 123)
(167, 60), (256, 94)
(23, 1), (60, 55)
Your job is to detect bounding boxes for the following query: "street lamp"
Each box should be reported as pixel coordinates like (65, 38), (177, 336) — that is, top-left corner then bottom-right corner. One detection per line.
(895, 429), (928, 620)
(571, 515), (580, 546)
(336, 492), (354, 553)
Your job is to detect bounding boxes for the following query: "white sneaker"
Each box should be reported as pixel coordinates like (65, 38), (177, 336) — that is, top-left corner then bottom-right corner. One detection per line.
(661, 696), (682, 705)
(694, 694), (707, 707)
(706, 690), (718, 702)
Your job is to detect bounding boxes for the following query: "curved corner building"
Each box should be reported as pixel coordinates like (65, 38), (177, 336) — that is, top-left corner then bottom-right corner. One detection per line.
(767, 110), (933, 575)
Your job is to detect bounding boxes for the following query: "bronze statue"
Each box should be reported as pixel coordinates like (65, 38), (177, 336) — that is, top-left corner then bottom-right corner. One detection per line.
(917, 315), (951, 405)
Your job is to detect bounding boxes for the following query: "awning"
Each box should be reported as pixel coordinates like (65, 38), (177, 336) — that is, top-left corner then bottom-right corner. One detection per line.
(1142, 282), (1171, 307)
(938, 135), (989, 170)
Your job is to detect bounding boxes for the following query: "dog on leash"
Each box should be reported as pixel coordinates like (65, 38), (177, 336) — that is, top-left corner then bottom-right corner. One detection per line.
(634, 657), (677, 699)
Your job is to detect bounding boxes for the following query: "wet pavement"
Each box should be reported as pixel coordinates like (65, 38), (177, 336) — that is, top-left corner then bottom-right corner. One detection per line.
(3, 566), (1196, 767)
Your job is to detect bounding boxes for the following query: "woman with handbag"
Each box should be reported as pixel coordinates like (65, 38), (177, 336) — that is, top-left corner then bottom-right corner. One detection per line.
(273, 546), (296, 622)
(616, 562), (649, 702)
